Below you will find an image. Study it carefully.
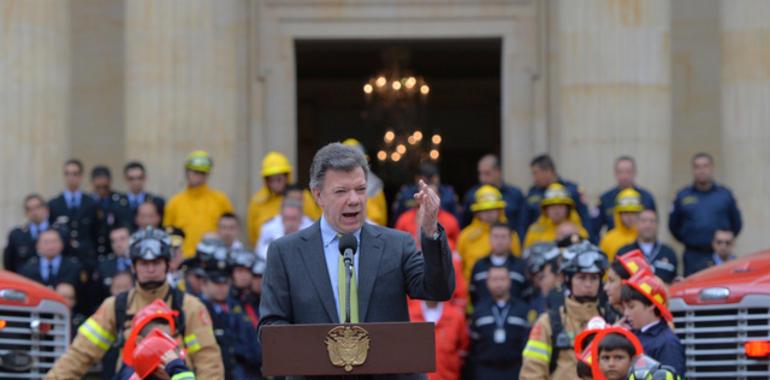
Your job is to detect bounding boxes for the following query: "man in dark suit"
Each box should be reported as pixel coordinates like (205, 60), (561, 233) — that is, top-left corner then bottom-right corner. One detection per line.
(90, 165), (134, 257)
(259, 143), (455, 379)
(48, 158), (99, 265)
(4, 194), (50, 272)
(20, 229), (83, 289)
(93, 226), (133, 302)
(123, 161), (166, 225)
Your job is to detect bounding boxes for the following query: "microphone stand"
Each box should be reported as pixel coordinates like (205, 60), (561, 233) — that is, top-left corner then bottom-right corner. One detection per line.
(344, 251), (354, 324)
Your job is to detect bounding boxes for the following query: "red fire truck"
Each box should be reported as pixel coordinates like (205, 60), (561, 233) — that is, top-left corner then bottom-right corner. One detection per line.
(669, 249), (770, 379)
(0, 270), (70, 379)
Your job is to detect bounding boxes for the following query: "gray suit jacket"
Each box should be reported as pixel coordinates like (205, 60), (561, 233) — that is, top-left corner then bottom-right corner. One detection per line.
(258, 221), (455, 380)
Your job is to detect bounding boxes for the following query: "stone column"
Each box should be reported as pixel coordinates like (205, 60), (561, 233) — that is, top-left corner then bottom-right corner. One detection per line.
(720, 0), (770, 255)
(124, 0), (251, 210)
(553, 0), (672, 227)
(0, 1), (70, 254)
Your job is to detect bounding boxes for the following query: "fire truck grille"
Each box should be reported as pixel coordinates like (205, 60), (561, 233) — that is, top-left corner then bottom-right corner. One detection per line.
(670, 295), (770, 380)
(0, 300), (70, 379)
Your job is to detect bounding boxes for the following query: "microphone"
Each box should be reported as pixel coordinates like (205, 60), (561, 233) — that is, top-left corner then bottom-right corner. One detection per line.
(338, 234), (357, 323)
(339, 233), (357, 265)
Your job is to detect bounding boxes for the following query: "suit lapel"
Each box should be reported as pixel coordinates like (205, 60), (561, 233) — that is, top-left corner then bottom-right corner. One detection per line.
(358, 224), (384, 321)
(298, 222), (338, 322)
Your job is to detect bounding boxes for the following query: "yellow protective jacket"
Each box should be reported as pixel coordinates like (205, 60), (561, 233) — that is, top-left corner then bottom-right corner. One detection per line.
(163, 184), (234, 257)
(520, 297), (601, 380)
(523, 210), (588, 249)
(366, 189), (388, 227)
(45, 282), (224, 379)
(457, 218), (521, 281)
(246, 187), (321, 245)
(599, 211), (638, 262)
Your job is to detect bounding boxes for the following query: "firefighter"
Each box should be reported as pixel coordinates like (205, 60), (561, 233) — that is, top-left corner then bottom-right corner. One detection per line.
(342, 138), (388, 226)
(599, 188), (644, 262)
(604, 250), (653, 324)
(520, 241), (608, 380)
(458, 185), (521, 281)
(621, 271), (685, 375)
(246, 151), (321, 245)
(44, 227), (224, 379)
(200, 263), (261, 379)
(228, 248), (260, 327)
(524, 242), (562, 323)
(163, 150), (235, 257)
(524, 183), (589, 249)
(617, 209), (679, 284)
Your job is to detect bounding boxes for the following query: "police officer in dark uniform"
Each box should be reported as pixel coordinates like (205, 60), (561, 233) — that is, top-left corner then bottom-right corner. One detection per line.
(525, 155), (592, 241)
(469, 266), (530, 380)
(20, 229), (84, 289)
(469, 223), (528, 306)
(123, 161), (166, 225)
(669, 153), (742, 276)
(90, 166), (133, 258)
(392, 161), (460, 222)
(48, 159), (100, 266)
(199, 252), (261, 380)
(93, 226), (133, 301)
(4, 194), (50, 272)
(461, 154), (527, 240)
(593, 156), (656, 236)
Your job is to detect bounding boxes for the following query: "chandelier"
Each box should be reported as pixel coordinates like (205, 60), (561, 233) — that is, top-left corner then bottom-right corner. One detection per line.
(361, 48), (440, 164)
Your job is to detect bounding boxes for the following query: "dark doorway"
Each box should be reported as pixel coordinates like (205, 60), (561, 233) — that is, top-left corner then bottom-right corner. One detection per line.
(296, 39), (501, 225)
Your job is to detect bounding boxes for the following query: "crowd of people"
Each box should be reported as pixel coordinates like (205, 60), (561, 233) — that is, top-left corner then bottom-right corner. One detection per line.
(3, 137), (744, 380)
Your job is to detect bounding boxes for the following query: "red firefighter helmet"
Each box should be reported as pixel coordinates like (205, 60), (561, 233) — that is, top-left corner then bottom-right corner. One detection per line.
(623, 271), (673, 322)
(128, 328), (180, 379)
(616, 249), (654, 278)
(123, 299), (179, 366)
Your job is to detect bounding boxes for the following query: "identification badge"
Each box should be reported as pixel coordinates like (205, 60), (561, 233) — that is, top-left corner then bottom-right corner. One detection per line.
(494, 328), (506, 343)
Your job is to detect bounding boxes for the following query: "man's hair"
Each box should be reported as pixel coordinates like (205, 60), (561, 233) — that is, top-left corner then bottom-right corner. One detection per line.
(418, 161), (439, 178)
(281, 198), (304, 212)
(479, 154), (501, 170)
(490, 222), (511, 234)
(110, 224), (131, 236)
(64, 158), (84, 173)
(610, 260), (631, 280)
(219, 212), (239, 224)
(621, 284), (661, 317)
(598, 332), (636, 357)
(123, 161), (145, 175)
(23, 193), (46, 209)
(285, 183), (304, 194)
(713, 228), (735, 239)
(615, 155), (636, 169)
(91, 165), (112, 180)
(138, 318), (170, 337)
(576, 360), (593, 378)
(309, 143), (369, 190)
(692, 152), (714, 164)
(530, 154), (556, 172)
(543, 261), (559, 276)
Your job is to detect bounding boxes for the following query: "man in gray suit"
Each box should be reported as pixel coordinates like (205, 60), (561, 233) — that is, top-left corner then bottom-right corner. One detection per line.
(259, 143), (455, 379)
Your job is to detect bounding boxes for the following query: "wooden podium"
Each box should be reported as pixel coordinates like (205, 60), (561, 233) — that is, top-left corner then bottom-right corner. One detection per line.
(261, 322), (436, 376)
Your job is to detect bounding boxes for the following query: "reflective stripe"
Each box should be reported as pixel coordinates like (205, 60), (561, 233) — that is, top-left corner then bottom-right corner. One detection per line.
(507, 316), (529, 327)
(522, 340), (552, 363)
(475, 316), (495, 327)
(509, 272), (526, 283)
(184, 334), (202, 353)
(171, 371), (196, 380)
(473, 271), (488, 282)
(78, 318), (116, 350)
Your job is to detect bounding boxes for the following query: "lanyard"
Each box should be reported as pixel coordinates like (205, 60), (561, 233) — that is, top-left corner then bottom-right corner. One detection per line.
(491, 304), (511, 329)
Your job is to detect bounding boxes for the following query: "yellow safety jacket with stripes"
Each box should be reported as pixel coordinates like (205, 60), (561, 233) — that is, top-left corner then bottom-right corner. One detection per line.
(45, 282), (224, 379)
(520, 297), (600, 380)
